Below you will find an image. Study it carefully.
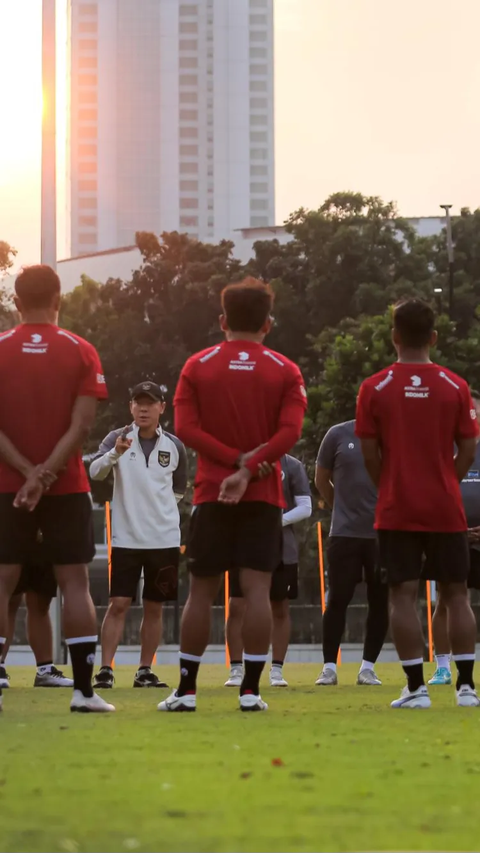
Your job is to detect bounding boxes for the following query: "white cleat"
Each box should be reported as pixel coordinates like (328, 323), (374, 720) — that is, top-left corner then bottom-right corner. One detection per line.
(456, 685), (480, 707)
(35, 667), (74, 688)
(315, 668), (338, 686)
(357, 668), (382, 686)
(70, 690), (115, 713)
(157, 690), (197, 712)
(0, 665), (10, 689)
(224, 666), (243, 687)
(239, 693), (268, 712)
(269, 668), (288, 687)
(391, 685), (431, 709)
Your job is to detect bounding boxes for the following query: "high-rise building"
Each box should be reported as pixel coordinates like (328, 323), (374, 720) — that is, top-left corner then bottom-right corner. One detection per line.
(67, 0), (274, 256)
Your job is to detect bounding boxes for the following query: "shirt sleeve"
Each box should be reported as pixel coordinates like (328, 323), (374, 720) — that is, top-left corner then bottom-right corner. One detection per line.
(89, 430), (120, 480)
(79, 343), (108, 400)
(244, 364), (307, 474)
(288, 457), (311, 496)
(316, 428), (337, 470)
(172, 439), (188, 499)
(174, 361), (240, 467)
(355, 381), (378, 439)
(456, 383), (480, 440)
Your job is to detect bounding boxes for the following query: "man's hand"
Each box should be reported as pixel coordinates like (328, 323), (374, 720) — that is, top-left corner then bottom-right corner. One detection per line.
(238, 445), (274, 479)
(14, 468), (45, 512)
(115, 429), (132, 456)
(218, 468), (252, 505)
(468, 527), (480, 542)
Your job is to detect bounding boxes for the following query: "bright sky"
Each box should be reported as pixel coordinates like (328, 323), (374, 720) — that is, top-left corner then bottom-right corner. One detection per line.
(1, 0), (480, 269)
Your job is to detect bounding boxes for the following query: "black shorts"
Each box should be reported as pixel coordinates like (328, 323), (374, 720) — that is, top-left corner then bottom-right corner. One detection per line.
(469, 549), (480, 590)
(0, 493), (95, 565)
(187, 502), (283, 577)
(229, 563), (298, 602)
(13, 562), (57, 599)
(326, 537), (381, 593)
(110, 547), (180, 602)
(379, 530), (470, 586)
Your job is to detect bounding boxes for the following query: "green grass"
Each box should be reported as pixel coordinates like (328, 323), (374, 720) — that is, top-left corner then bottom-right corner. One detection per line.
(1, 663), (480, 852)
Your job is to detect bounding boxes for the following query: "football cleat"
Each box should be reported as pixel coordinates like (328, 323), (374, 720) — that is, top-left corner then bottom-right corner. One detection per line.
(70, 690), (115, 713)
(391, 685), (431, 709)
(157, 690), (197, 712)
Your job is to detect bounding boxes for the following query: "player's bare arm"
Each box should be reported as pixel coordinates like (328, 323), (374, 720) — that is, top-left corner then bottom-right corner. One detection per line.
(0, 431), (34, 480)
(315, 466), (334, 509)
(360, 438), (382, 487)
(455, 437), (477, 482)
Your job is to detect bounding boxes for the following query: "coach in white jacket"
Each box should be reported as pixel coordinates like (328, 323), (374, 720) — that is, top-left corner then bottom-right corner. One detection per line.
(89, 381), (187, 689)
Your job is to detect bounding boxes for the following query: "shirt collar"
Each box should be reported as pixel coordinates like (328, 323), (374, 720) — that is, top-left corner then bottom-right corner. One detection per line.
(131, 423), (162, 438)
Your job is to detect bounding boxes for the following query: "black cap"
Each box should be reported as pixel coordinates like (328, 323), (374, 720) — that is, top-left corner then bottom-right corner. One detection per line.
(130, 381), (166, 402)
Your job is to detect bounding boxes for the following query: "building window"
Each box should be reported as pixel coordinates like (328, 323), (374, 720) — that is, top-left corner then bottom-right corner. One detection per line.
(250, 0), (267, 7)
(250, 182), (268, 193)
(79, 233), (97, 244)
(79, 74), (97, 86)
(79, 3), (97, 14)
(78, 215), (97, 227)
(180, 216), (198, 227)
(78, 126), (97, 138)
(250, 64), (267, 76)
(250, 48), (267, 59)
(179, 74), (198, 86)
(250, 97), (267, 109)
(180, 180), (199, 192)
(78, 21), (97, 33)
(79, 39), (97, 50)
(79, 90), (97, 104)
(180, 91), (198, 103)
(180, 162), (198, 173)
(78, 144), (97, 156)
(251, 114), (268, 126)
(79, 56), (97, 69)
(79, 196), (97, 207)
(250, 13), (267, 24)
(251, 199), (268, 211)
(179, 4), (198, 14)
(250, 30), (267, 41)
(79, 161), (97, 174)
(179, 145), (198, 156)
(208, 218), (214, 228)
(180, 198), (199, 209)
(250, 148), (268, 160)
(180, 109), (198, 121)
(250, 216), (269, 226)
(180, 126), (198, 139)
(250, 131), (267, 143)
(180, 21), (198, 33)
(251, 164), (268, 176)
(79, 108), (97, 121)
(180, 56), (198, 69)
(179, 39), (198, 51)
(250, 80), (267, 92)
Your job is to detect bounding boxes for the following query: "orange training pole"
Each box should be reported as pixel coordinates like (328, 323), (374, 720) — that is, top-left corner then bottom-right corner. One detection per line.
(317, 522), (341, 665)
(105, 502), (115, 668)
(225, 572), (230, 668)
(426, 580), (434, 663)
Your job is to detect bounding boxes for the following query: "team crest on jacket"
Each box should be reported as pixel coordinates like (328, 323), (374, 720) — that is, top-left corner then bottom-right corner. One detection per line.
(158, 451), (170, 468)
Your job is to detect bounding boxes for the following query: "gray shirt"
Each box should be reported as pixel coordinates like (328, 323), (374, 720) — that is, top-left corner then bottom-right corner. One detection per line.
(316, 420), (376, 539)
(460, 442), (480, 550)
(281, 455), (311, 564)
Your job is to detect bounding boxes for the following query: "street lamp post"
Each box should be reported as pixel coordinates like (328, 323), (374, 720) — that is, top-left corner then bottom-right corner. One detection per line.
(41, 0), (57, 270)
(440, 204), (454, 319)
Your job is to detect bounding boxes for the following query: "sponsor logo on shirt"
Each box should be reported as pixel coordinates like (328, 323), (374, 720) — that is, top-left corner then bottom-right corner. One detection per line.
(300, 385), (307, 398)
(129, 451), (136, 460)
(229, 352), (256, 371)
(463, 469), (480, 483)
(97, 373), (106, 384)
(404, 375), (429, 398)
(22, 333), (48, 354)
(348, 442), (355, 449)
(158, 451), (171, 468)
(375, 370), (394, 392)
(471, 409), (477, 420)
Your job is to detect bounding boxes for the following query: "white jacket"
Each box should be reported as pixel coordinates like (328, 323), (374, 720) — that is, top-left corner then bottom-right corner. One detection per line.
(89, 424), (187, 550)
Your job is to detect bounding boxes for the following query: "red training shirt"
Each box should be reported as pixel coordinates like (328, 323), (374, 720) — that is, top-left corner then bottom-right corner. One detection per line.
(356, 362), (479, 532)
(0, 324), (107, 494)
(174, 340), (307, 505)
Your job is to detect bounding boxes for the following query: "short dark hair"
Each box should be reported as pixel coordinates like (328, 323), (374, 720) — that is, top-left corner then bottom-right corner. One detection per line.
(15, 265), (61, 310)
(221, 277), (273, 333)
(393, 298), (435, 348)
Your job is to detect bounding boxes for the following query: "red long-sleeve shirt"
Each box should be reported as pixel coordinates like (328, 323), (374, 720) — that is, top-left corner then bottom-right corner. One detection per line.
(174, 340), (307, 505)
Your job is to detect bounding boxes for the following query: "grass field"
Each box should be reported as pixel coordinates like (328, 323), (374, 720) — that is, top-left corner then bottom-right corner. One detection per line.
(1, 663), (480, 853)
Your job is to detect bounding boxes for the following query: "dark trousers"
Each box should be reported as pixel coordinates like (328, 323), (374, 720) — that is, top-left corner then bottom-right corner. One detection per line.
(323, 537), (389, 664)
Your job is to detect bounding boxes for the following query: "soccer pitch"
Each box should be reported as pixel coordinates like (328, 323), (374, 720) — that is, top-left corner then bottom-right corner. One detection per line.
(2, 663), (480, 853)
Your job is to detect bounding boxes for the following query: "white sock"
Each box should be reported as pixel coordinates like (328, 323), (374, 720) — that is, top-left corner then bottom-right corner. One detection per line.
(359, 660), (374, 673)
(37, 664), (53, 675)
(435, 654), (451, 671)
(324, 662), (337, 673)
(271, 663), (283, 671)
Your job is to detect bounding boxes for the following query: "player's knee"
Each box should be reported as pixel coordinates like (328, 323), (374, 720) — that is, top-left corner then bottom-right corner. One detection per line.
(143, 599), (163, 618)
(108, 596), (131, 617)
